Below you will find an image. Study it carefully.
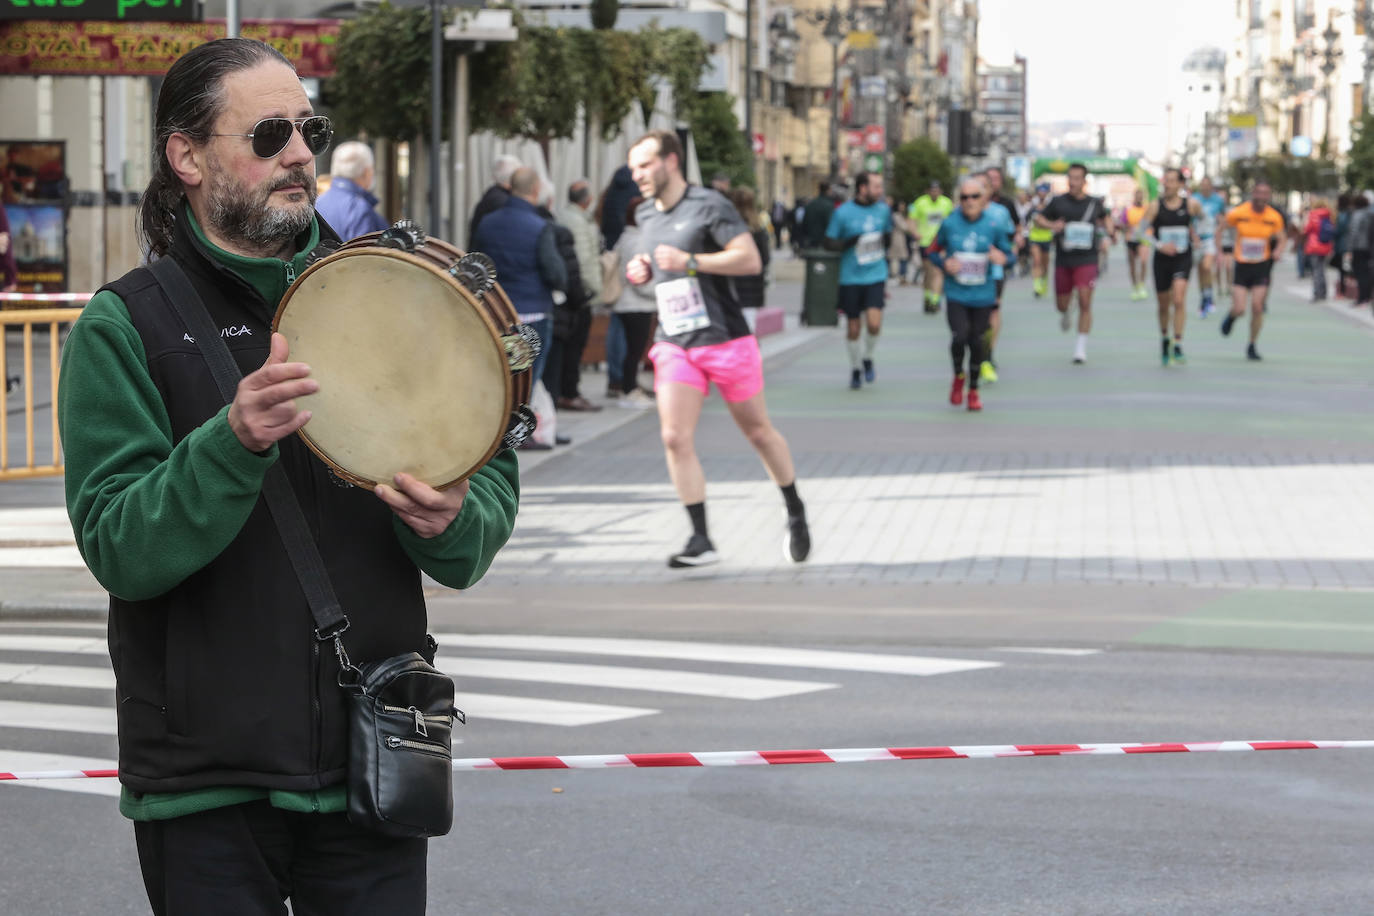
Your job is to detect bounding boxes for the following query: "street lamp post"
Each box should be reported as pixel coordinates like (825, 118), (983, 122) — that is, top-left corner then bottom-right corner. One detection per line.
(823, 6), (843, 179)
(1318, 18), (1342, 156)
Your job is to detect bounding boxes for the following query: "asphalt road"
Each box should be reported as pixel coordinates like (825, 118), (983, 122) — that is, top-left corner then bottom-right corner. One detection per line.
(2, 259), (1373, 914)
(3, 617), (1372, 915)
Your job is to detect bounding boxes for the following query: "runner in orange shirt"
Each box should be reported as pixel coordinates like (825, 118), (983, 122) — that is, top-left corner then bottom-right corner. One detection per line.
(1222, 180), (1286, 361)
(1120, 189), (1150, 300)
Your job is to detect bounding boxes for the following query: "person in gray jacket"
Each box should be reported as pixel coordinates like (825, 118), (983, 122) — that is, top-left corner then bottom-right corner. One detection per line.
(554, 179), (604, 410)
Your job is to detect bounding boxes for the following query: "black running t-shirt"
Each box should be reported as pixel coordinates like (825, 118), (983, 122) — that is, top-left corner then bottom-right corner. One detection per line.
(1043, 194), (1107, 267)
(636, 186), (753, 350)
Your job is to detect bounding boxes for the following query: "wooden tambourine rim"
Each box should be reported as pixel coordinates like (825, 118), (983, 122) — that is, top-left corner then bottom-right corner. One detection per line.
(271, 246), (512, 490)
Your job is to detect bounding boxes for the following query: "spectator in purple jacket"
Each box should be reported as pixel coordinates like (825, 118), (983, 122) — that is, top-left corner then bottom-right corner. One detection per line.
(315, 141), (388, 240)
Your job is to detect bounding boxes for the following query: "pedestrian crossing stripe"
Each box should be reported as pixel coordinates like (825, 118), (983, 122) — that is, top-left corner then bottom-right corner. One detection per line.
(437, 656), (838, 701)
(0, 631), (1011, 796)
(433, 634), (1003, 677)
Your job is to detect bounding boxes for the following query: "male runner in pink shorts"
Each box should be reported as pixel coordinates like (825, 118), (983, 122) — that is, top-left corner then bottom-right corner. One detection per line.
(626, 130), (810, 568)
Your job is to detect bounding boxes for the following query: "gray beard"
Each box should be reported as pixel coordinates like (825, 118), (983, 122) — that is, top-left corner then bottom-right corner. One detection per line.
(206, 168), (316, 254)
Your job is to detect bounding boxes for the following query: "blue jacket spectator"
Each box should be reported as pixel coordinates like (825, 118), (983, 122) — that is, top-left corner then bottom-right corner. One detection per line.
(473, 167), (567, 385)
(315, 141), (388, 240)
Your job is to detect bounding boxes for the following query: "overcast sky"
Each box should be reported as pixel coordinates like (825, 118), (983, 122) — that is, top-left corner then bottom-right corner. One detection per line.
(977, 0), (1238, 153)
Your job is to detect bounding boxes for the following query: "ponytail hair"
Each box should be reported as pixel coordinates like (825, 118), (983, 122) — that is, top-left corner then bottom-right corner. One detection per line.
(139, 38), (294, 257)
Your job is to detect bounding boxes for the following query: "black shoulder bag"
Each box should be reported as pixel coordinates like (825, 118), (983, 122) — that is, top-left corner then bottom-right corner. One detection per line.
(149, 255), (459, 838)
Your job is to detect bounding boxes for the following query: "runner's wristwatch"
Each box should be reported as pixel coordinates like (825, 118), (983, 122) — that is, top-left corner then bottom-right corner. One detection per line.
(686, 254), (698, 276)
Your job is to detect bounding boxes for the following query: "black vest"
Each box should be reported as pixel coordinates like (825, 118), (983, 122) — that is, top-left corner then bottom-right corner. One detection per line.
(102, 216), (430, 794)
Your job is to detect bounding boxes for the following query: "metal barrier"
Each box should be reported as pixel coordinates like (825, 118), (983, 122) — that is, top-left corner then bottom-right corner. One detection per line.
(2, 304), (87, 480)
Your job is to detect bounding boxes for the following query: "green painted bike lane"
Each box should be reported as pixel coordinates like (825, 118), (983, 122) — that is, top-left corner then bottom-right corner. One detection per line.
(752, 260), (1374, 654)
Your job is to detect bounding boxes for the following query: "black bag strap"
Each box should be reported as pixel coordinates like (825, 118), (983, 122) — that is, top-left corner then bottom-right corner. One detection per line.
(147, 256), (356, 668)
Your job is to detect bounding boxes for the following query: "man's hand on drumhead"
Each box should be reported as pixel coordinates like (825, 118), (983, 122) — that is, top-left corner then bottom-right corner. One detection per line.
(375, 474), (468, 538)
(227, 332), (317, 453)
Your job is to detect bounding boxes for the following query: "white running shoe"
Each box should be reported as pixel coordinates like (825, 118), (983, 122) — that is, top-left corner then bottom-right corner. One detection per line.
(617, 389), (655, 409)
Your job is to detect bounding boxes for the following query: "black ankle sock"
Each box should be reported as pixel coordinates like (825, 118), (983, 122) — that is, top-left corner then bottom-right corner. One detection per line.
(686, 502), (708, 538)
(780, 482), (804, 518)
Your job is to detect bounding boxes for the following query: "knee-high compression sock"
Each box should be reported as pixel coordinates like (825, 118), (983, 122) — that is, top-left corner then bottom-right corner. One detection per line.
(780, 482), (804, 518)
(686, 502), (708, 538)
(862, 326), (878, 359)
(845, 337), (862, 369)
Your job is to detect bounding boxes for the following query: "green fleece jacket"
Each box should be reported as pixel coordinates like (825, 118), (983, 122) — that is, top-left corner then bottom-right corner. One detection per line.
(59, 210), (520, 819)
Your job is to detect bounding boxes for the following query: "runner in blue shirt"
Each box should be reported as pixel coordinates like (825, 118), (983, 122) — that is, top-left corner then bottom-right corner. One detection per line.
(1192, 176), (1227, 316)
(928, 176), (1015, 413)
(825, 172), (892, 389)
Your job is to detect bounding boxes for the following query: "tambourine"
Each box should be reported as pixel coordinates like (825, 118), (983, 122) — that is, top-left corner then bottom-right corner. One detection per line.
(272, 221), (538, 490)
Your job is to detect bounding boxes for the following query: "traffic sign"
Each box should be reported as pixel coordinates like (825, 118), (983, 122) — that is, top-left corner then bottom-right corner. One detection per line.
(864, 153), (884, 174)
(751, 133), (765, 156)
(862, 125), (886, 153)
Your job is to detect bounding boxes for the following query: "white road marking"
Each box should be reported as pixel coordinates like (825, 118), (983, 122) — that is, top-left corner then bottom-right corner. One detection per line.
(457, 693), (656, 727)
(0, 635), (108, 655)
(434, 634), (1002, 676)
(0, 662), (114, 689)
(0, 699), (116, 735)
(440, 655), (836, 700)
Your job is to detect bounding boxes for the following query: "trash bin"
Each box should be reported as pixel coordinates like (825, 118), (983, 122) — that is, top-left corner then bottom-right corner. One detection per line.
(800, 248), (841, 327)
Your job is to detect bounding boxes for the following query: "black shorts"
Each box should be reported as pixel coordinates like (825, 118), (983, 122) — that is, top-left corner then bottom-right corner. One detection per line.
(1153, 253), (1193, 292)
(1126, 241), (1141, 254)
(1032, 239), (1052, 252)
(838, 281), (886, 318)
(994, 277), (1005, 303)
(1232, 260), (1273, 289)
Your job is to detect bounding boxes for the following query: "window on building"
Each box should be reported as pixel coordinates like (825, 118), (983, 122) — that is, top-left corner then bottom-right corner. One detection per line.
(1294, 0), (1313, 32)
(1249, 0), (1264, 30)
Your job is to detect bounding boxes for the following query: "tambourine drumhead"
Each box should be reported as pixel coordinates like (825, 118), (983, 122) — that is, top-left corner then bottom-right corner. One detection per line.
(273, 246), (512, 490)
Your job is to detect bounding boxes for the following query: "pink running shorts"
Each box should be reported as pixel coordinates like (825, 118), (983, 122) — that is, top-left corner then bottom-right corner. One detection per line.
(648, 335), (764, 403)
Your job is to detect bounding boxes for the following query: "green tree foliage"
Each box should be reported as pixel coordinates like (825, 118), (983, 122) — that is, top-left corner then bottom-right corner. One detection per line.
(689, 92), (754, 189)
(328, 3), (448, 142)
(891, 138), (955, 204)
(1345, 113), (1374, 192)
(329, 4), (709, 146)
(1228, 155), (1340, 194)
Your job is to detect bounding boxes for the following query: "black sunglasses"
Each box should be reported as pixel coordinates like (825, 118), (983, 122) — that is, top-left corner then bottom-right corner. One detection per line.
(960, 193), (982, 200)
(210, 116), (333, 159)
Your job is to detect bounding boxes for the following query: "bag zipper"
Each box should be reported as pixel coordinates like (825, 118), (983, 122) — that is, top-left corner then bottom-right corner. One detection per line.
(386, 735), (449, 754)
(382, 704), (450, 738)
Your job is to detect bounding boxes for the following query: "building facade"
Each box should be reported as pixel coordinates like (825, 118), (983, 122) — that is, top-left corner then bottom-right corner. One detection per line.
(976, 55), (1027, 158)
(1224, 0), (1371, 169)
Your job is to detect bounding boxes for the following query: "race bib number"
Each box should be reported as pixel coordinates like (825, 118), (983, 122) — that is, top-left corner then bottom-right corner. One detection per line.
(855, 231), (885, 265)
(1158, 226), (1190, 252)
(1239, 237), (1268, 262)
(927, 213), (944, 226)
(1196, 215), (1216, 238)
(655, 276), (711, 337)
(1063, 221), (1095, 250)
(953, 252), (989, 286)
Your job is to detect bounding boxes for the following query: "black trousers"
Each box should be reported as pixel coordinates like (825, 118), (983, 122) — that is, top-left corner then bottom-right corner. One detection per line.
(1354, 250), (1373, 303)
(134, 801), (427, 916)
(545, 307), (593, 401)
(946, 301), (992, 387)
(618, 311), (656, 394)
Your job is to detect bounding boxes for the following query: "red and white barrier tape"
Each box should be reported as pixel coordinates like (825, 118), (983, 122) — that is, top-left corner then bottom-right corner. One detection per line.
(4, 740), (1373, 782)
(0, 292), (91, 304)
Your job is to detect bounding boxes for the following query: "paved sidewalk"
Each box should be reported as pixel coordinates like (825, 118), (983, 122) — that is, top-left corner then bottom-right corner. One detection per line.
(4, 259), (1374, 618)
